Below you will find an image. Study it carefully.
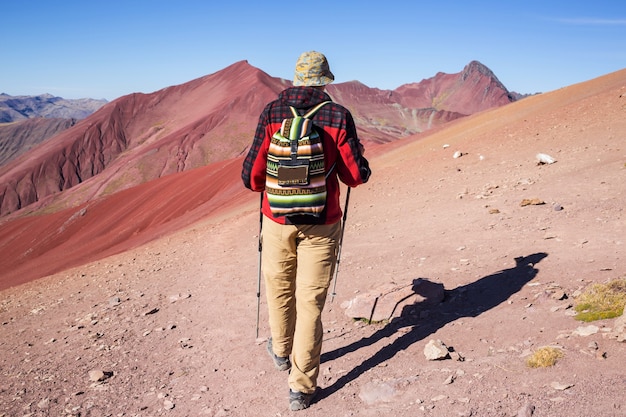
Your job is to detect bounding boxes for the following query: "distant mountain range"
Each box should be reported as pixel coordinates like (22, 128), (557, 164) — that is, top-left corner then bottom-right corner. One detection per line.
(0, 93), (107, 123)
(0, 118), (78, 166)
(0, 60), (517, 216)
(0, 94), (108, 166)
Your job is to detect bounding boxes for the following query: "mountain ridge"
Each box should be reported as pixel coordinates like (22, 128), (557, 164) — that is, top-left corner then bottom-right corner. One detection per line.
(0, 60), (515, 217)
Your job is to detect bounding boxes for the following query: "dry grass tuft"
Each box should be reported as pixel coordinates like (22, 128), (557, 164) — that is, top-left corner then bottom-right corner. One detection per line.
(526, 346), (564, 368)
(574, 278), (626, 322)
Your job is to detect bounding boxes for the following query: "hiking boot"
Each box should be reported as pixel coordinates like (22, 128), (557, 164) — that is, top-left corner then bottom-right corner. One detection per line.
(289, 389), (318, 411)
(266, 337), (291, 371)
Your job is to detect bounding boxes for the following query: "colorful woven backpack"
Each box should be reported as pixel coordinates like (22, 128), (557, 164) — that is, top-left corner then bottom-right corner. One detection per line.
(266, 101), (331, 217)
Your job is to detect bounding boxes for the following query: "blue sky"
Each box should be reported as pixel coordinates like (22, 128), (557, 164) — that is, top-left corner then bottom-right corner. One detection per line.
(1, 1), (624, 100)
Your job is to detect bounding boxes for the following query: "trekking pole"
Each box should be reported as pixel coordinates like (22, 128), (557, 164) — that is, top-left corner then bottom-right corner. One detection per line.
(330, 187), (351, 303)
(256, 193), (263, 339)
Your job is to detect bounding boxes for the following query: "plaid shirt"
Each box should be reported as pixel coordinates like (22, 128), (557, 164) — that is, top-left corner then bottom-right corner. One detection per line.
(242, 86), (370, 224)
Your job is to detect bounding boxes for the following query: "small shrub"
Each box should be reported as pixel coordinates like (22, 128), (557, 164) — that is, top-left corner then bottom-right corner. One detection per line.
(526, 346), (564, 368)
(574, 278), (626, 322)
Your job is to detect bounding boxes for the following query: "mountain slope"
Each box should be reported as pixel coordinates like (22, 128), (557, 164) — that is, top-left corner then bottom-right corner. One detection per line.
(0, 157), (247, 289)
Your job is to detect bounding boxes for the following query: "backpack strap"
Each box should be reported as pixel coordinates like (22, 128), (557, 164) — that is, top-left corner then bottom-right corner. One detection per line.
(303, 101), (331, 118)
(288, 101), (331, 118)
(289, 106), (300, 118)
(283, 101), (332, 141)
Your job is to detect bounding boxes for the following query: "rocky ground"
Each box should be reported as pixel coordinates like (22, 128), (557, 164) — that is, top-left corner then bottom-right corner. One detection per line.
(1, 72), (625, 416)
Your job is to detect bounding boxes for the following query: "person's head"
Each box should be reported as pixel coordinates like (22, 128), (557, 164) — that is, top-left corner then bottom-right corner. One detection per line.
(293, 51), (335, 87)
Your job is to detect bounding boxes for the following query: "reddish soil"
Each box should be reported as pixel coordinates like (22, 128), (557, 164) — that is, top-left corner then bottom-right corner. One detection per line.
(0, 69), (625, 416)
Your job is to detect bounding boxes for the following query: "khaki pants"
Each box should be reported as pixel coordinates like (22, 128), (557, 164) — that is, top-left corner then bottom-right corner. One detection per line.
(261, 217), (341, 394)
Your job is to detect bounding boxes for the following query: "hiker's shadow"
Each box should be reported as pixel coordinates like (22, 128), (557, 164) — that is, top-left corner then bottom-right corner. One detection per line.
(319, 252), (548, 400)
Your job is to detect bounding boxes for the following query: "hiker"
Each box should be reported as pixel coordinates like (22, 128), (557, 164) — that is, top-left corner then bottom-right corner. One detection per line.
(241, 51), (371, 411)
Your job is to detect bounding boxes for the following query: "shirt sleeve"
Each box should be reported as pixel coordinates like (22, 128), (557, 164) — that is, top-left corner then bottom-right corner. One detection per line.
(335, 111), (371, 187)
(241, 107), (270, 191)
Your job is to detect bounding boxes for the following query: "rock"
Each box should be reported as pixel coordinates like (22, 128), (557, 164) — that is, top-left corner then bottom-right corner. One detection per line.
(550, 381), (574, 391)
(342, 278), (444, 322)
(169, 293), (191, 303)
(88, 370), (105, 382)
(573, 325), (599, 336)
(536, 153), (556, 164)
(88, 370), (112, 382)
(108, 296), (121, 307)
(516, 402), (535, 417)
(520, 198), (545, 207)
(37, 398), (50, 409)
(143, 307), (159, 316)
(551, 290), (568, 301)
(453, 151), (464, 158)
(424, 339), (451, 360)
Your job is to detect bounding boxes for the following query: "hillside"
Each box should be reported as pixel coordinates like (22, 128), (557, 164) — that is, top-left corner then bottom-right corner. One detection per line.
(0, 68), (624, 416)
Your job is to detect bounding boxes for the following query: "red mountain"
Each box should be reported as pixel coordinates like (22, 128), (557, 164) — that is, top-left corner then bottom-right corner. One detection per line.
(394, 60), (514, 113)
(0, 61), (280, 216)
(329, 61), (515, 143)
(0, 61), (514, 217)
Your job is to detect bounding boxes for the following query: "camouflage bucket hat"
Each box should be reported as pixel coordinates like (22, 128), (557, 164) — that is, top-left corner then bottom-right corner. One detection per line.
(293, 51), (335, 87)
